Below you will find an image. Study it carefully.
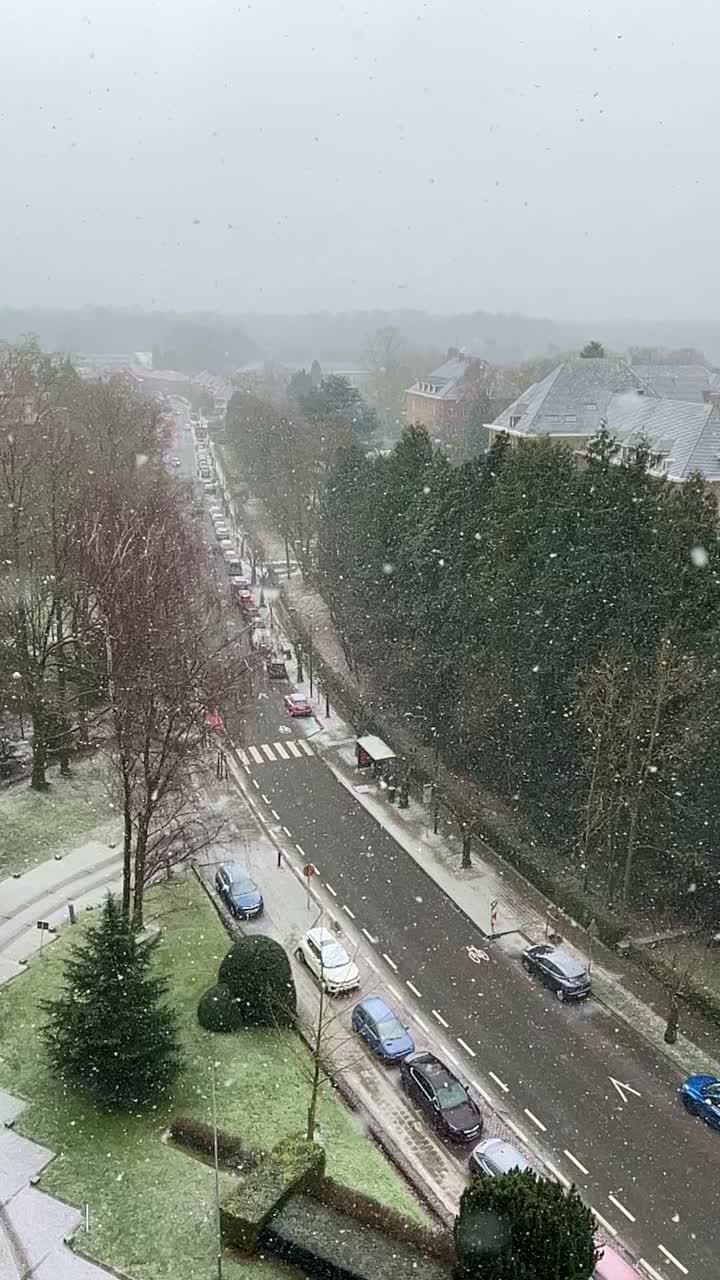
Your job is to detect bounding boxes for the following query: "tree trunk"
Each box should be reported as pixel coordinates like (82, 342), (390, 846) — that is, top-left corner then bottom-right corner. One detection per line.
(621, 649), (668, 910)
(121, 758), (133, 915)
(55, 604), (71, 776)
(307, 980), (325, 1142)
(30, 706), (49, 791)
(132, 817), (150, 927)
(461, 830), (472, 869)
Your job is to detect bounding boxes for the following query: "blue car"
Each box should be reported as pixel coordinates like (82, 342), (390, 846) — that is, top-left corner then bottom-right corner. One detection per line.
(351, 996), (415, 1063)
(681, 1074), (720, 1130)
(215, 862), (264, 919)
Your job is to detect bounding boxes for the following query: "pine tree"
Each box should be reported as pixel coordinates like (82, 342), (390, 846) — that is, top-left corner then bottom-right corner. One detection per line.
(454, 1170), (598, 1280)
(42, 894), (183, 1109)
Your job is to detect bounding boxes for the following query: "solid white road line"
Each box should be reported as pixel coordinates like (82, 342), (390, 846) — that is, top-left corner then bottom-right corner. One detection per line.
(362, 928), (378, 944)
(387, 983), (401, 1001)
(469, 1079), (494, 1106)
(638, 1261), (667, 1280)
(406, 980), (422, 998)
(366, 956), (379, 972)
(342, 904), (356, 919)
(325, 883), (338, 897)
(489, 1071), (509, 1093)
(524, 1107), (547, 1133)
(283, 826), (292, 838)
(286, 740), (302, 758)
(591, 1209), (617, 1238)
(544, 1161), (570, 1188)
(243, 766), (250, 776)
(563, 1149), (589, 1176)
(608, 1194), (635, 1224)
(445, 1050), (459, 1066)
(457, 1037), (476, 1057)
(262, 794), (270, 804)
(382, 953), (398, 971)
(657, 1246), (688, 1275)
(271, 809), (280, 821)
(414, 1016), (430, 1034)
(249, 745), (264, 764)
(295, 843), (306, 857)
(432, 1009), (449, 1028)
(506, 1119), (529, 1144)
(273, 742), (289, 759)
(261, 743), (276, 761)
(252, 777), (260, 790)
(298, 739), (314, 756)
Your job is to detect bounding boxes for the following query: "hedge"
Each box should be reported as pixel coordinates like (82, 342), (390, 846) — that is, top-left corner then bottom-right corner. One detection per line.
(218, 935), (297, 1027)
(220, 1133), (325, 1253)
(169, 1116), (262, 1172)
(263, 1193), (452, 1280)
(197, 982), (244, 1033)
(309, 1176), (455, 1264)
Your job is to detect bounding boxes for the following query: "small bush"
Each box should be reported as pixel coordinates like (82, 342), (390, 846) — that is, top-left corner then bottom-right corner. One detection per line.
(218, 935), (296, 1027)
(197, 983), (243, 1033)
(169, 1115), (261, 1171)
(310, 1176), (455, 1264)
(221, 1133), (325, 1253)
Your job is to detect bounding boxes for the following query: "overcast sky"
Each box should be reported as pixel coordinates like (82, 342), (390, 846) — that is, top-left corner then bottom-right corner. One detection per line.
(1, 0), (716, 322)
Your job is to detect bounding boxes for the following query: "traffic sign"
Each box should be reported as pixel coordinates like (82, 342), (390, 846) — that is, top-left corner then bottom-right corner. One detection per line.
(302, 864), (315, 879)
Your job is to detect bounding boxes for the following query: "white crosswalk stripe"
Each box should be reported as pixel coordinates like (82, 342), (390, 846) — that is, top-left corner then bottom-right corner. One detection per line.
(298, 739), (314, 756)
(273, 741), (289, 759)
(261, 743), (276, 761)
(241, 739), (315, 767)
(285, 740), (302, 758)
(249, 745), (264, 764)
(238, 749), (250, 766)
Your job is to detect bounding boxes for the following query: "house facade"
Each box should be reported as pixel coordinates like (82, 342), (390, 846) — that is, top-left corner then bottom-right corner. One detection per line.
(405, 350), (514, 453)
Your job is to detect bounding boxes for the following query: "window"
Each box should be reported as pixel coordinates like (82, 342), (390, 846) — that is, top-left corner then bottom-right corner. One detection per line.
(509, 415), (522, 429)
(564, 414), (577, 424)
(584, 401), (597, 410)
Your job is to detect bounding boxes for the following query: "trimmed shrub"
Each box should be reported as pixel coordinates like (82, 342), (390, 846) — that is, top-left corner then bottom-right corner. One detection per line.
(310, 1176), (455, 1264)
(218, 935), (297, 1027)
(169, 1115), (262, 1172)
(221, 1134), (325, 1253)
(197, 983), (243, 1033)
(264, 1193), (451, 1280)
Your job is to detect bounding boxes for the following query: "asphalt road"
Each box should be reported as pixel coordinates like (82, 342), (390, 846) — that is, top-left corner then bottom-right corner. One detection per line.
(174, 403), (720, 1280)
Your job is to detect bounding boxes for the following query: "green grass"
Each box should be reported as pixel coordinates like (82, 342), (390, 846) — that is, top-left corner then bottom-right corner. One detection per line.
(0, 875), (424, 1280)
(0, 755), (115, 876)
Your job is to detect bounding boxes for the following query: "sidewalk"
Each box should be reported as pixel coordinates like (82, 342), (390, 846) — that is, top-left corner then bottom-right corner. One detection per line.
(218, 474), (720, 1081)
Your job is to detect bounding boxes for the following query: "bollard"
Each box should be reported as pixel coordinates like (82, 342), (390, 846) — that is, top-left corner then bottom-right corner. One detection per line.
(68, 903), (76, 925)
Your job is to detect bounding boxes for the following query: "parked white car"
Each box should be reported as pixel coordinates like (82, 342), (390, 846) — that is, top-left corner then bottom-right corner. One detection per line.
(295, 927), (360, 995)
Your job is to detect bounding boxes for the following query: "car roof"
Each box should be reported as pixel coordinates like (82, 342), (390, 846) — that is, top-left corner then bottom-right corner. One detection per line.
(289, 693), (308, 702)
(309, 927), (337, 944)
(359, 996), (394, 1020)
(411, 1053), (457, 1087)
(220, 862), (255, 885)
(547, 949), (586, 978)
(476, 1139), (529, 1172)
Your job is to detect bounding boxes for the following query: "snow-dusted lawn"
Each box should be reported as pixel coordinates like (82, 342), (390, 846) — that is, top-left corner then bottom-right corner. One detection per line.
(0, 876), (423, 1280)
(0, 757), (113, 878)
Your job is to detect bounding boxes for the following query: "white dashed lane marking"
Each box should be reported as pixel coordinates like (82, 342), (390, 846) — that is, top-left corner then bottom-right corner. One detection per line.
(457, 1037), (476, 1057)
(524, 1107), (547, 1133)
(406, 980), (422, 998)
(325, 883), (338, 897)
(283, 826), (292, 838)
(564, 1149), (589, 1176)
(362, 928), (378, 944)
(382, 953), (398, 971)
(489, 1071), (508, 1093)
(607, 1194), (635, 1224)
(342, 904), (356, 919)
(432, 1010), (449, 1028)
(658, 1246), (687, 1276)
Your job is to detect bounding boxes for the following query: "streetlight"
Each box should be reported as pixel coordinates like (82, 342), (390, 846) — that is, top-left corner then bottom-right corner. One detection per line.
(211, 1059), (223, 1280)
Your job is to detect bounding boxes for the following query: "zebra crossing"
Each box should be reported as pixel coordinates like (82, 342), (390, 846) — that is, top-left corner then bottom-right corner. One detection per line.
(238, 738), (316, 767)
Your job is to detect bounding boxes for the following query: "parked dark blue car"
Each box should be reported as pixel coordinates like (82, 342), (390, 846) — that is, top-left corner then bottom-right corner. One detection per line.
(351, 996), (415, 1062)
(215, 862), (264, 919)
(681, 1074), (720, 1130)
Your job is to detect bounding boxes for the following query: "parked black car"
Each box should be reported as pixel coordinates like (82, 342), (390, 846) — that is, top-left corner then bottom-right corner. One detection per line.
(400, 1051), (483, 1143)
(215, 862), (264, 919)
(521, 944), (591, 1001)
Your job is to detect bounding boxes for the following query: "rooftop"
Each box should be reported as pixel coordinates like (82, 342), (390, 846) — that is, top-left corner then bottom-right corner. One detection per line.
(493, 357), (647, 438)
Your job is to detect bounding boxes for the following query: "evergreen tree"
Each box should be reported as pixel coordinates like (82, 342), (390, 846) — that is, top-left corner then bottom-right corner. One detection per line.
(580, 340), (605, 358)
(42, 894), (183, 1109)
(454, 1170), (598, 1280)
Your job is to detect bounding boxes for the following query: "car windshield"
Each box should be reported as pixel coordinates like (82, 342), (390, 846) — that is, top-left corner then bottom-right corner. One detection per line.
(230, 875), (255, 894)
(704, 1084), (720, 1102)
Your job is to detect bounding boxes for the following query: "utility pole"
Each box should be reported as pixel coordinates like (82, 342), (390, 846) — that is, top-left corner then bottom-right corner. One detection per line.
(308, 622), (314, 698)
(211, 1060), (223, 1280)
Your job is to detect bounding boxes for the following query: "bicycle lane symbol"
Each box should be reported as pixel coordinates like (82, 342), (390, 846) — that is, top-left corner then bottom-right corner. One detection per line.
(466, 945), (489, 964)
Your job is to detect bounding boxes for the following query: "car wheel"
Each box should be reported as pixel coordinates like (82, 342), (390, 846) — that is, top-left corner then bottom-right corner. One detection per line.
(295, 946), (305, 964)
(522, 956), (532, 972)
(556, 986), (565, 1002)
(683, 1095), (698, 1116)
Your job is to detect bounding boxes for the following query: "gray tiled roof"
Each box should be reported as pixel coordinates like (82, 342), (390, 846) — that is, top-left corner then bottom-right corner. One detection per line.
(632, 363), (714, 403)
(492, 357), (647, 438)
(407, 356), (472, 401)
(606, 391), (720, 481)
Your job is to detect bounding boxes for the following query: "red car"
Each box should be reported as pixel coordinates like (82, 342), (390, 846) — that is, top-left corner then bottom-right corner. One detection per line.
(236, 589), (256, 610)
(284, 693), (312, 718)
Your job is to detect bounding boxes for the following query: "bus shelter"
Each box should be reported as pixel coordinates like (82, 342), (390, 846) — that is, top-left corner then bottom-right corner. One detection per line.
(355, 734), (397, 780)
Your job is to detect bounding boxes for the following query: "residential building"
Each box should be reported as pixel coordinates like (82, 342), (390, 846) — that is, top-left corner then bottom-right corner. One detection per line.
(631, 363), (717, 403)
(405, 350), (513, 453)
(487, 355), (720, 499)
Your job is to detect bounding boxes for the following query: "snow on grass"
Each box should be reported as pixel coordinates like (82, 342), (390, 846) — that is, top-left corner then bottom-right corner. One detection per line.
(0, 756), (114, 877)
(0, 876), (425, 1280)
